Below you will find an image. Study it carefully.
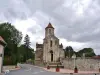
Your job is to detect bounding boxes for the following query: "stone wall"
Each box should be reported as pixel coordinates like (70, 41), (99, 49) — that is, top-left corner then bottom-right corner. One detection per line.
(35, 49), (43, 61)
(35, 49), (43, 66)
(62, 58), (100, 71)
(3, 66), (16, 70)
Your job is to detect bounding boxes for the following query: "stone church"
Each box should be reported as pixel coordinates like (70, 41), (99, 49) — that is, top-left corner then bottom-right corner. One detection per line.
(35, 23), (64, 64)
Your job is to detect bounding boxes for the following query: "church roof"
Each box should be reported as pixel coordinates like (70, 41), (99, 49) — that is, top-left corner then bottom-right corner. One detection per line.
(0, 36), (7, 46)
(45, 22), (54, 29)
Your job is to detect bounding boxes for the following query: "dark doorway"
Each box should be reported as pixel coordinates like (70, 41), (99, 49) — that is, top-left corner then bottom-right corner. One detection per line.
(50, 50), (53, 62)
(51, 53), (53, 62)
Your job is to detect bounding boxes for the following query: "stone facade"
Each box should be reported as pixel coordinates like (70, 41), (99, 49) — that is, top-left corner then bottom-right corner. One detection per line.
(35, 23), (64, 63)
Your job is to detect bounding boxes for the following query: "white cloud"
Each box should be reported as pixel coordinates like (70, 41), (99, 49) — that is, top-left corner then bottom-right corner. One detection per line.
(63, 0), (91, 15)
(0, 13), (8, 23)
(0, 0), (100, 54)
(60, 38), (88, 51)
(12, 18), (37, 45)
(12, 18), (36, 34)
(12, 17), (44, 49)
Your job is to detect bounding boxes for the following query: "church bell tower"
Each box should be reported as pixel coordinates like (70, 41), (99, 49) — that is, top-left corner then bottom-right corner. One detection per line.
(35, 22), (64, 65)
(45, 22), (54, 37)
(43, 22), (60, 63)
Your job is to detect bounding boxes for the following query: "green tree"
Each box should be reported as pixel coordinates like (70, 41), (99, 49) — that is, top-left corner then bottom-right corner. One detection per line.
(23, 34), (34, 61)
(18, 44), (35, 63)
(76, 48), (96, 57)
(24, 34), (31, 60)
(24, 34), (31, 48)
(0, 22), (22, 65)
(65, 46), (75, 58)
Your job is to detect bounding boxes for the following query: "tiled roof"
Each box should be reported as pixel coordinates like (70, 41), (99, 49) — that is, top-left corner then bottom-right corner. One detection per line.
(92, 55), (100, 59)
(0, 36), (6, 46)
(0, 36), (6, 43)
(45, 22), (54, 29)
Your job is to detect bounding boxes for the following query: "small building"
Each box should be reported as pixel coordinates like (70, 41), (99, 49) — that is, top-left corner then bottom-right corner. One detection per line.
(92, 55), (100, 59)
(35, 23), (64, 64)
(0, 36), (6, 73)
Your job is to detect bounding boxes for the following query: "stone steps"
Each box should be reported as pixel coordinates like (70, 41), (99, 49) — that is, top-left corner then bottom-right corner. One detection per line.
(49, 62), (61, 65)
(49, 65), (64, 68)
(48, 62), (64, 68)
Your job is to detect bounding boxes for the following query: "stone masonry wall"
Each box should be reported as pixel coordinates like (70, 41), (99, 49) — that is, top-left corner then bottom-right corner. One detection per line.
(62, 58), (100, 71)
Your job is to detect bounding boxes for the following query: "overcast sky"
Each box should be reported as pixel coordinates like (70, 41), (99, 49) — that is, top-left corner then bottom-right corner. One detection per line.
(0, 0), (100, 54)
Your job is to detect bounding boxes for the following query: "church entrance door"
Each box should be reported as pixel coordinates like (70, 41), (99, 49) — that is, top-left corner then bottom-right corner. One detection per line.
(50, 50), (53, 62)
(51, 53), (53, 62)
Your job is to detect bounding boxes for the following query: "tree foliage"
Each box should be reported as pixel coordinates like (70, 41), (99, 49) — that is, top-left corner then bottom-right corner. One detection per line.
(65, 46), (75, 58)
(0, 23), (22, 46)
(0, 22), (22, 65)
(18, 44), (35, 63)
(24, 34), (31, 48)
(24, 34), (31, 60)
(76, 48), (96, 57)
(17, 34), (35, 62)
(64, 46), (96, 58)
(0, 22), (35, 65)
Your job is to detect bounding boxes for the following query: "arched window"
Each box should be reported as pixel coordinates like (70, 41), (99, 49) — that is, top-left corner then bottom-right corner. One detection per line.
(50, 40), (52, 47)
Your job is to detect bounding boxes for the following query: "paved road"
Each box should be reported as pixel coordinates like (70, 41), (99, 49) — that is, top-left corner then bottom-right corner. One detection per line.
(5, 64), (99, 75)
(5, 64), (67, 75)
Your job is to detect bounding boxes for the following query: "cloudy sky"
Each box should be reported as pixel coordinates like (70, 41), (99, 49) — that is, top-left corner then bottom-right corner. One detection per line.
(0, 0), (100, 54)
